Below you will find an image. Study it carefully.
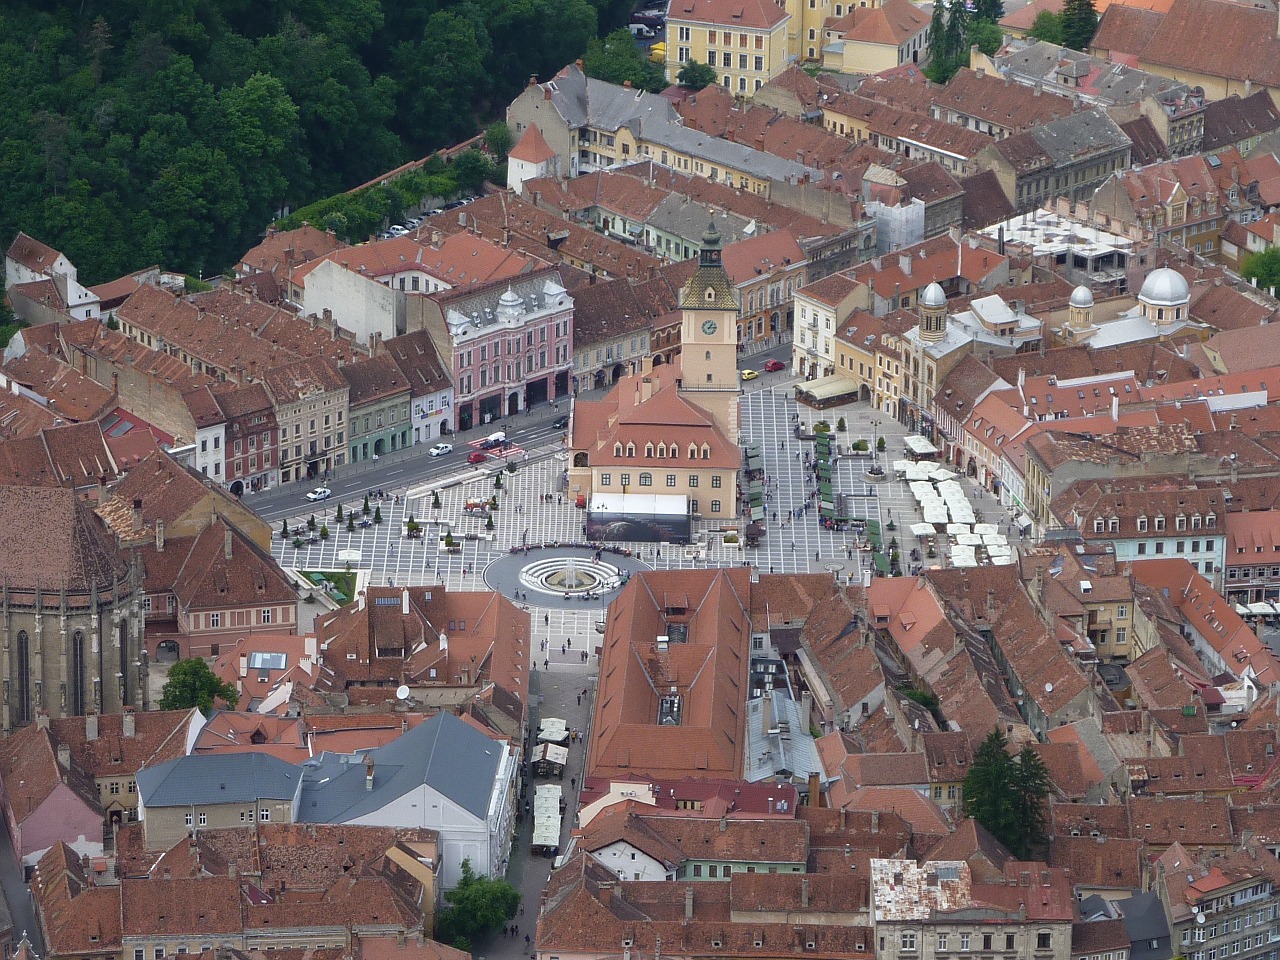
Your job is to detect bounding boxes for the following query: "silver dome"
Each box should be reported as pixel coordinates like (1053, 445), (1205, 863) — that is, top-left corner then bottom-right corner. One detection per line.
(1069, 285), (1094, 309)
(920, 282), (947, 309)
(1138, 267), (1189, 307)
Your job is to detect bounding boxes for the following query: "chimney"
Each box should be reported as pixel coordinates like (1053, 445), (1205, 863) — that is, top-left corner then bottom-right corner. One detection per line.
(123, 708), (136, 738)
(599, 882), (613, 905)
(719, 815), (728, 833)
(131, 498), (143, 534)
(684, 887), (694, 920)
(155, 519), (165, 553)
(365, 757), (375, 791)
(86, 713), (99, 742)
(801, 877), (810, 908)
(57, 742), (71, 770)
(36, 711), (50, 731)
(224, 526), (233, 560)
(402, 587), (410, 615)
(623, 80), (632, 90)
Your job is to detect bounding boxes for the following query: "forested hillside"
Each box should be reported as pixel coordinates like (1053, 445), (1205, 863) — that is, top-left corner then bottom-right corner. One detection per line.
(0, 0), (630, 284)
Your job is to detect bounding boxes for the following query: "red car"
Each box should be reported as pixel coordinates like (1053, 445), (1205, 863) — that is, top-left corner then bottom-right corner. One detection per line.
(763, 358), (786, 372)
(467, 451), (487, 464)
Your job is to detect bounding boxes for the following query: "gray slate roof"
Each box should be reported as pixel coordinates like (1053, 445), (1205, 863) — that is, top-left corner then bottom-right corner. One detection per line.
(545, 66), (678, 134)
(1120, 892), (1173, 960)
(640, 119), (822, 184)
(297, 711), (504, 823)
(996, 41), (1187, 106)
(647, 194), (755, 245)
(1030, 109), (1131, 165)
(136, 753), (301, 806)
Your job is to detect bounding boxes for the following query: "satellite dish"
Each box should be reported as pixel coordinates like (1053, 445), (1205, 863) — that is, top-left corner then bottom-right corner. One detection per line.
(1196, 913), (1207, 925)
(1045, 682), (1054, 694)
(396, 685), (411, 701)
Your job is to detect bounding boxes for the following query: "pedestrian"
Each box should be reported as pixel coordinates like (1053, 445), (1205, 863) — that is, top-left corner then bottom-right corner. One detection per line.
(525, 936), (531, 947)
(577, 693), (581, 706)
(815, 550), (820, 561)
(561, 642), (567, 656)
(570, 777), (576, 789)
(567, 638), (572, 649)
(503, 926), (509, 938)
(520, 905), (525, 916)
(544, 658), (549, 670)
(544, 613), (550, 625)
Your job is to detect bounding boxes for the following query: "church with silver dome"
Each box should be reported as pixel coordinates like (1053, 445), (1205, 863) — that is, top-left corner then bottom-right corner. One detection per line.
(1056, 266), (1207, 348)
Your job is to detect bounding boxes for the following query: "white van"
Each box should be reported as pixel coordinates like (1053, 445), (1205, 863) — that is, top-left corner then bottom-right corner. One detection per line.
(628, 22), (654, 38)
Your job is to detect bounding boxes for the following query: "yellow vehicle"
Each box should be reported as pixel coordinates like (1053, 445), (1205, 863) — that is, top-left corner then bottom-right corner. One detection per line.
(648, 42), (666, 64)
(740, 369), (759, 381)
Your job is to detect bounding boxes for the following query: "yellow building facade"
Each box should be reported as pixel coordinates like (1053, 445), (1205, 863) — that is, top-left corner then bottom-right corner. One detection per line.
(666, 0), (792, 96)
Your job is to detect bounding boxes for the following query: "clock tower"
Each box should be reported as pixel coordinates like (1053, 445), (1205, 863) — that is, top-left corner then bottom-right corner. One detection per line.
(678, 222), (740, 441)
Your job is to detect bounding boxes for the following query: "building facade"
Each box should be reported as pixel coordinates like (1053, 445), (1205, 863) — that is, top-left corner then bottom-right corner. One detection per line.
(665, 0), (792, 96)
(340, 356), (412, 464)
(262, 357), (349, 483)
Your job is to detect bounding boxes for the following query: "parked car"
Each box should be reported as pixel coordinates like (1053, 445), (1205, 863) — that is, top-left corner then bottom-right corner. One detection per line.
(429, 442), (454, 457)
(763, 358), (786, 372)
(631, 12), (663, 27)
(442, 200), (466, 211)
(629, 22), (654, 38)
(467, 451), (487, 464)
(388, 225), (410, 236)
(740, 369), (759, 381)
(480, 430), (507, 449)
(404, 216), (422, 227)
(305, 487), (332, 502)
(552, 415), (570, 430)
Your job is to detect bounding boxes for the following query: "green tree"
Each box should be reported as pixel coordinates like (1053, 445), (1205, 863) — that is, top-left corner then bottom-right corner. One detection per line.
(363, 495), (371, 516)
(585, 27), (667, 92)
(451, 149), (495, 195)
(308, 514), (317, 530)
(347, 515), (356, 532)
(929, 0), (947, 59)
(435, 859), (521, 950)
(1010, 745), (1052, 858)
(877, 435), (886, 452)
(336, 503), (344, 521)
(1061, 0), (1098, 50)
(432, 489), (442, 510)
(944, 0), (969, 63)
(281, 519), (289, 538)
(374, 505), (383, 525)
(963, 729), (1018, 850)
(677, 60), (718, 90)
(320, 524), (330, 540)
(968, 20), (1004, 55)
(1027, 10), (1066, 43)
(159, 658), (238, 713)
(1243, 248), (1280, 293)
(973, 0), (1005, 23)
(485, 514), (495, 531)
(485, 121), (513, 158)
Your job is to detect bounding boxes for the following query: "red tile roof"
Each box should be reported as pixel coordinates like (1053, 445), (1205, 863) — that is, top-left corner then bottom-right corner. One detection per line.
(667, 0), (789, 29)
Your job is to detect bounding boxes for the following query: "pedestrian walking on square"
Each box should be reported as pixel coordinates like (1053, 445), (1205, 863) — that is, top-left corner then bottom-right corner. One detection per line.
(577, 694), (581, 706)
(544, 658), (549, 670)
(561, 643), (567, 656)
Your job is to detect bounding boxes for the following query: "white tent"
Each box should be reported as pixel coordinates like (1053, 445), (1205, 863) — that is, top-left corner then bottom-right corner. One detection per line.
(893, 460), (913, 474)
(990, 555), (1016, 566)
(982, 533), (1008, 546)
(910, 522), (937, 536)
(956, 533), (984, 546)
(986, 542), (1013, 557)
(947, 523), (971, 535)
(973, 523), (999, 536)
(929, 468), (958, 481)
(537, 718), (569, 744)
(924, 506), (950, 524)
(1248, 602), (1275, 616)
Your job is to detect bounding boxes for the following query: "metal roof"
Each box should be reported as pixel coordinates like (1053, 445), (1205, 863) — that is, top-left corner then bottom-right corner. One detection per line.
(136, 753), (301, 806)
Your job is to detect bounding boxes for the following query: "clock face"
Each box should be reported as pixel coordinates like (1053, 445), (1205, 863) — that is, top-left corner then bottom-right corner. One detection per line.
(701, 319), (718, 336)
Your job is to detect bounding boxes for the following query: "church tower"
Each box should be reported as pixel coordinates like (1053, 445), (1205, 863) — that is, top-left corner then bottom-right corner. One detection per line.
(678, 223), (741, 441)
(918, 282), (948, 343)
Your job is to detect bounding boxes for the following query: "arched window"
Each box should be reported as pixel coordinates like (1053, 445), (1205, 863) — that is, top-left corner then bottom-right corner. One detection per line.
(705, 350), (711, 361)
(574, 452), (589, 467)
(639, 472), (653, 486)
(706, 287), (716, 301)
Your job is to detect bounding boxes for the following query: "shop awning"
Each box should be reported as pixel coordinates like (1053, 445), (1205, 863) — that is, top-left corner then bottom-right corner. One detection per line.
(872, 552), (890, 573)
(795, 375), (860, 402)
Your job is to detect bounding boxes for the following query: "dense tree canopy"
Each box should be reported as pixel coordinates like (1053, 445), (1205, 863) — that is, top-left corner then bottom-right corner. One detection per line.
(436, 859), (521, 950)
(1243, 248), (1280, 293)
(159, 657), (239, 713)
(962, 729), (1052, 859)
(0, 0), (631, 284)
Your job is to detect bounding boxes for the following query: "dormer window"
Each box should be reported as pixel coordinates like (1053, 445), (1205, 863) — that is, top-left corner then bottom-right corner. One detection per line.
(1154, 515), (1166, 532)
(657, 443), (667, 458)
(1207, 513), (1217, 528)
(645, 443), (655, 457)
(1137, 516), (1149, 532)
(1093, 518), (1104, 533)
(1176, 514), (1187, 531)
(701, 443), (711, 459)
(626, 443), (636, 457)
(614, 443), (623, 456)
(670, 442), (679, 459)
(706, 288), (716, 301)
(1109, 518), (1119, 532)
(1192, 514), (1202, 529)
(689, 443), (698, 459)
